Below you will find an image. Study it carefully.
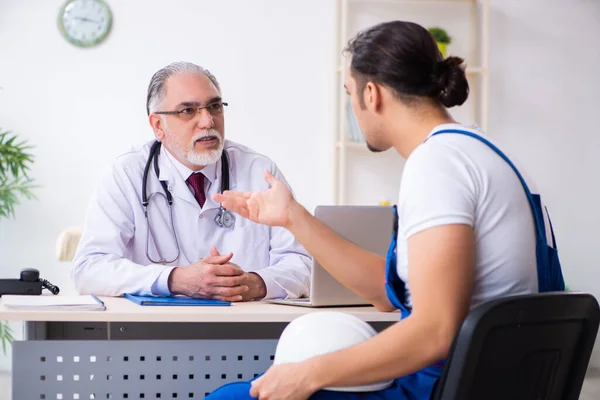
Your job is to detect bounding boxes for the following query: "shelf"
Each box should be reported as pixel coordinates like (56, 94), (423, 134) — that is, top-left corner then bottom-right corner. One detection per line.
(333, 0), (489, 205)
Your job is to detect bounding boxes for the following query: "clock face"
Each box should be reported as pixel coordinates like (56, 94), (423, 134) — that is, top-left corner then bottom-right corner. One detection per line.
(58, 0), (112, 48)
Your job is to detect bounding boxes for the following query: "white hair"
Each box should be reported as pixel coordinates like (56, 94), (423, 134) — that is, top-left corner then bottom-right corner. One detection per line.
(146, 61), (221, 115)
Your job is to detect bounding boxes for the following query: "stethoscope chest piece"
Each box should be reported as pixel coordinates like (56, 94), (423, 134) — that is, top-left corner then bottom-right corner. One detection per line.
(215, 207), (236, 229)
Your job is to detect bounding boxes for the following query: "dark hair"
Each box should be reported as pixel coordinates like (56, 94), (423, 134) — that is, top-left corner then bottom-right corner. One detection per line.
(345, 21), (469, 108)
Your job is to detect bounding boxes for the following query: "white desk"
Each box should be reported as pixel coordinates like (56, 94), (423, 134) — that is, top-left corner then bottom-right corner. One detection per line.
(4, 297), (399, 399)
(0, 296), (399, 323)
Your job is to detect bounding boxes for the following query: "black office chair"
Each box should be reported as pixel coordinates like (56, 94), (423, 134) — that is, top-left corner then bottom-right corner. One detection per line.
(431, 292), (600, 400)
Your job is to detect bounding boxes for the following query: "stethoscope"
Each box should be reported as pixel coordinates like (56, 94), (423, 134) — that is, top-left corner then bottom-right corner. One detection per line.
(141, 140), (236, 264)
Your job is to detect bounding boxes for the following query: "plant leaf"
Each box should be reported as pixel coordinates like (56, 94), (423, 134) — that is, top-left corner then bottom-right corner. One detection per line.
(0, 321), (13, 355)
(0, 129), (37, 218)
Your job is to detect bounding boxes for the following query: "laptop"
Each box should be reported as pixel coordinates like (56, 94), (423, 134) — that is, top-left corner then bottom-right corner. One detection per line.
(269, 205), (394, 307)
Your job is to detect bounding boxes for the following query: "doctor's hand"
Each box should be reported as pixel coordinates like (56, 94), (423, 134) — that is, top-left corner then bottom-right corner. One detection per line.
(207, 247), (267, 301)
(167, 250), (250, 302)
(212, 170), (301, 229)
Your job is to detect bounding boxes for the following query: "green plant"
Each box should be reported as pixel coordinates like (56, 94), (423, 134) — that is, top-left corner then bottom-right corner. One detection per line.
(0, 129), (36, 354)
(0, 130), (36, 218)
(0, 322), (14, 354)
(428, 27), (452, 44)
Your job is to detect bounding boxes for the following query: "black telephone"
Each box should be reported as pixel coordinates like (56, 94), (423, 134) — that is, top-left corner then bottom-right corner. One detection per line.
(0, 268), (60, 296)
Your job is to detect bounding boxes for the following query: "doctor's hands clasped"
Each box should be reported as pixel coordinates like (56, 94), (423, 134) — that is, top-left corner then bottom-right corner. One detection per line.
(204, 247), (268, 301)
(167, 249), (248, 301)
(167, 246), (267, 302)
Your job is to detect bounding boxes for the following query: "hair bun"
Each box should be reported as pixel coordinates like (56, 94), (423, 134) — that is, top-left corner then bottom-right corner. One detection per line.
(433, 56), (469, 108)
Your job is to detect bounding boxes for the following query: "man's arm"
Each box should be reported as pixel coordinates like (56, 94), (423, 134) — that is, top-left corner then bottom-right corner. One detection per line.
(240, 165), (311, 300)
(249, 224), (312, 300)
(214, 170), (393, 310)
(251, 166), (386, 303)
(308, 224), (475, 387)
(305, 145), (479, 388)
(285, 204), (393, 309)
(249, 224), (475, 399)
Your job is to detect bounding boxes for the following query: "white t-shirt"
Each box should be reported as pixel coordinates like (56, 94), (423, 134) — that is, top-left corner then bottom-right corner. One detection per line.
(396, 123), (539, 309)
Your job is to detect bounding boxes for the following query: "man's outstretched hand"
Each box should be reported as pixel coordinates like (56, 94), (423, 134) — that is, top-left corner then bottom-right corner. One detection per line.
(212, 170), (297, 228)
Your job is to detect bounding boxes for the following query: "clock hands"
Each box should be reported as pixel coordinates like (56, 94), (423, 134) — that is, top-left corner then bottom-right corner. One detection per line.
(74, 16), (101, 24)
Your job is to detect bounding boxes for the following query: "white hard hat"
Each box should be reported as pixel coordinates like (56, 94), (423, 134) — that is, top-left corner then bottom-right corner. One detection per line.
(274, 311), (395, 392)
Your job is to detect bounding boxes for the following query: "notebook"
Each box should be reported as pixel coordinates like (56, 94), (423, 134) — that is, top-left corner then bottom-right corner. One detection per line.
(2, 294), (106, 311)
(124, 294), (231, 306)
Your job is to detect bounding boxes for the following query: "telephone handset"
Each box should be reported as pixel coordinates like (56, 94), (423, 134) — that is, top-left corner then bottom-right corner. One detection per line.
(0, 268), (60, 296)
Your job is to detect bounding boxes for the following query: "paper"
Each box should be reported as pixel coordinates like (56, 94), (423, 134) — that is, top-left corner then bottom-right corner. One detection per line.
(2, 294), (106, 311)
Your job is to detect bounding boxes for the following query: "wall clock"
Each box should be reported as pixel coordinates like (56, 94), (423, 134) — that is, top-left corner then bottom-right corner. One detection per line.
(57, 0), (112, 48)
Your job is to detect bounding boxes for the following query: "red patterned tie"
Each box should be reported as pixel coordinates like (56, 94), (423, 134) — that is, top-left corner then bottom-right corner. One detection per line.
(186, 173), (206, 208)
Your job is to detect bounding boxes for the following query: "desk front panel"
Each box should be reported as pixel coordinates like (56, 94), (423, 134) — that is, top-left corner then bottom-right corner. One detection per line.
(14, 339), (277, 399)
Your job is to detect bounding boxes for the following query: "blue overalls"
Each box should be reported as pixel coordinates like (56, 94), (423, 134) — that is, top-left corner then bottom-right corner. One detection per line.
(205, 129), (565, 400)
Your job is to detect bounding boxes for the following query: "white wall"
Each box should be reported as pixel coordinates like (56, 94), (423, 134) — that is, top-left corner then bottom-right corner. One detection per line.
(0, 0), (599, 372)
(0, 0), (337, 370)
(487, 0), (600, 367)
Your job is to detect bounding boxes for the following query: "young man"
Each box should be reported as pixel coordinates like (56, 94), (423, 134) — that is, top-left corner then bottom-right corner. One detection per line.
(209, 20), (563, 400)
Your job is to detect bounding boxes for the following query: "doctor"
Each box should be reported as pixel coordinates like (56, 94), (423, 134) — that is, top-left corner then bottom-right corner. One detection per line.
(71, 61), (311, 301)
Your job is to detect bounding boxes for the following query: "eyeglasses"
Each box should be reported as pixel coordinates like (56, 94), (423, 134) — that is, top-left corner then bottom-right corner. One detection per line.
(154, 102), (228, 121)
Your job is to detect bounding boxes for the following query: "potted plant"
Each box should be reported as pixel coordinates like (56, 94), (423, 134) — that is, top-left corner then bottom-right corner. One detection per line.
(428, 27), (452, 58)
(0, 128), (36, 353)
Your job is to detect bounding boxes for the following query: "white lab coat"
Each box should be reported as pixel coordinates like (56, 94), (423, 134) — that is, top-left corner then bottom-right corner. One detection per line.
(71, 139), (311, 299)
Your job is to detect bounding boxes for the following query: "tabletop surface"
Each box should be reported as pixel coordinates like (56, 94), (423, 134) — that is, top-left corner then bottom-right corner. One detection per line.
(0, 296), (400, 323)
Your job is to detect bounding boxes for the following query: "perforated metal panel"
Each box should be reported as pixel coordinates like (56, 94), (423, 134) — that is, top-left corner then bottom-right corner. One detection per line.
(13, 339), (277, 399)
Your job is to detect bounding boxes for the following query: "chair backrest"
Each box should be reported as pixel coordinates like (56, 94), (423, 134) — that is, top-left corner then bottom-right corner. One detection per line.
(56, 226), (83, 262)
(431, 292), (600, 400)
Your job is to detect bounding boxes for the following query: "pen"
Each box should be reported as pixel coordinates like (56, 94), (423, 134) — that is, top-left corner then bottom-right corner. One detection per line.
(90, 294), (106, 308)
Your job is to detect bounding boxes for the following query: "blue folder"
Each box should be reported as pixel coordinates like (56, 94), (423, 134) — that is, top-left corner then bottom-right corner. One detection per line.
(124, 294), (231, 306)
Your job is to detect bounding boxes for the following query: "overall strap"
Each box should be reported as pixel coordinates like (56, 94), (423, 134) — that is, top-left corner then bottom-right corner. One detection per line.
(429, 129), (565, 292)
(384, 206), (412, 318)
(429, 129), (551, 250)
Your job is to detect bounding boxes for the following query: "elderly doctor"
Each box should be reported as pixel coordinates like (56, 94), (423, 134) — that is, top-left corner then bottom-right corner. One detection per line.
(71, 61), (311, 302)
